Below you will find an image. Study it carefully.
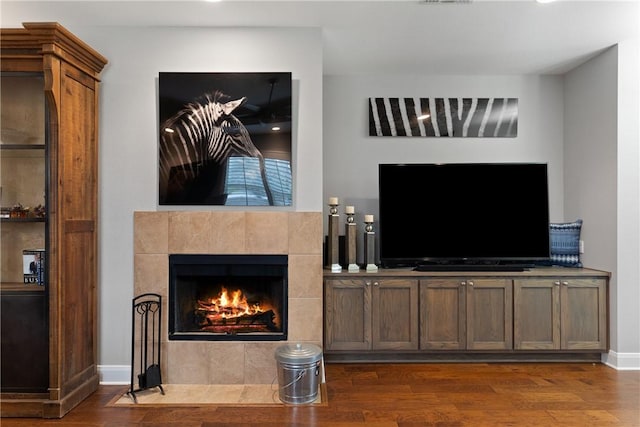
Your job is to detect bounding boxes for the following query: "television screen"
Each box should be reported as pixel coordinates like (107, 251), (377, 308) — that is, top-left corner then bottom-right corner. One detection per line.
(378, 163), (550, 268)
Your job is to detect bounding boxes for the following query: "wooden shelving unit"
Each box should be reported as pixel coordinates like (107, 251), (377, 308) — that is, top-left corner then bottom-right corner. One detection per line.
(0, 22), (107, 418)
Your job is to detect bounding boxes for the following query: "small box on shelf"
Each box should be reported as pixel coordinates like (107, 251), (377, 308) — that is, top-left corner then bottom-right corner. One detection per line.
(22, 249), (45, 286)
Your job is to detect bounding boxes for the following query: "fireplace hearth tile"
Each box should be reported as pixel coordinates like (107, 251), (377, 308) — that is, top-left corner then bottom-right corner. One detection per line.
(108, 383), (326, 406)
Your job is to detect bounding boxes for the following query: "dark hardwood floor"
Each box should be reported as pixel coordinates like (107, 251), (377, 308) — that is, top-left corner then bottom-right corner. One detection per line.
(2, 362), (639, 426)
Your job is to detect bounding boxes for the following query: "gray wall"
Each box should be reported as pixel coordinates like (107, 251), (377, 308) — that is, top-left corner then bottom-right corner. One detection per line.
(0, 21), (324, 371)
(94, 26), (324, 369)
(563, 43), (640, 367)
(564, 42), (640, 368)
(615, 39), (640, 363)
(321, 47), (640, 367)
(2, 5), (638, 372)
(323, 74), (566, 261)
(564, 47), (619, 349)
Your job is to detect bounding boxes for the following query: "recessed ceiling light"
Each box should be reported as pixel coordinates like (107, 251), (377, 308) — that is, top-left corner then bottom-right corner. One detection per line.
(536, 0), (556, 4)
(271, 126), (281, 131)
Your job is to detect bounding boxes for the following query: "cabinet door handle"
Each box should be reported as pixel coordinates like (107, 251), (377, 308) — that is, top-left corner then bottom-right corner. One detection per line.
(461, 281), (466, 286)
(554, 281), (561, 286)
(365, 281), (371, 287)
(373, 281), (380, 287)
(562, 281), (569, 286)
(468, 281), (474, 286)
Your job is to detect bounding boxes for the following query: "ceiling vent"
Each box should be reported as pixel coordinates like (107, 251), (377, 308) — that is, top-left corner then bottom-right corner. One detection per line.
(424, 0), (473, 3)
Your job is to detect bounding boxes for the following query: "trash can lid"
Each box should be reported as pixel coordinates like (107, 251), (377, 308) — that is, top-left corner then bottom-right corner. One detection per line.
(275, 343), (322, 364)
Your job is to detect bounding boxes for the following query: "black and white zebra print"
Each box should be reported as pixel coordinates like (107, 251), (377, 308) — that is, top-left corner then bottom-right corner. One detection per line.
(369, 97), (518, 137)
(159, 91), (274, 205)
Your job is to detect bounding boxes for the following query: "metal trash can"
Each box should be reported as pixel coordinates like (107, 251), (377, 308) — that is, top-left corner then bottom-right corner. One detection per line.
(274, 343), (323, 404)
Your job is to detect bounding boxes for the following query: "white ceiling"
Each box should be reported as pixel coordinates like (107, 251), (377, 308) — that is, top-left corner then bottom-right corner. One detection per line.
(1, 0), (638, 75)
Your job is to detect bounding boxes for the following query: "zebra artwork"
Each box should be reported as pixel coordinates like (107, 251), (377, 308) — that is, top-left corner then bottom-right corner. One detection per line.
(159, 91), (275, 205)
(369, 97), (518, 137)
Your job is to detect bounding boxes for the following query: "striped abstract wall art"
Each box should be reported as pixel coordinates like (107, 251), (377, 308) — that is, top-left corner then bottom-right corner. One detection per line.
(369, 97), (518, 137)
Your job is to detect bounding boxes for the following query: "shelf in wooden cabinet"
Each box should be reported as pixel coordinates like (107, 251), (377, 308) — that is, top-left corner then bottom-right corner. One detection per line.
(0, 144), (46, 150)
(1, 282), (46, 292)
(1, 217), (46, 223)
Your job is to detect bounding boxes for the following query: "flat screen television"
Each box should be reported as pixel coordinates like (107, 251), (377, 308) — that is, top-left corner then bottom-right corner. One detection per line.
(378, 163), (550, 269)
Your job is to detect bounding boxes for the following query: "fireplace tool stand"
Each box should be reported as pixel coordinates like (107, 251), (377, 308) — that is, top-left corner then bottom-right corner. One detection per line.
(127, 293), (164, 403)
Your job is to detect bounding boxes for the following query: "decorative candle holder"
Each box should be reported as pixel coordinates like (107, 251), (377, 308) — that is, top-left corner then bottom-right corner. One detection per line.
(327, 198), (342, 273)
(345, 207), (359, 272)
(363, 214), (378, 273)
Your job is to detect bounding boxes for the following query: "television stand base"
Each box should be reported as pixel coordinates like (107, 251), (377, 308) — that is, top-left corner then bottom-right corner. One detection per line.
(413, 264), (530, 272)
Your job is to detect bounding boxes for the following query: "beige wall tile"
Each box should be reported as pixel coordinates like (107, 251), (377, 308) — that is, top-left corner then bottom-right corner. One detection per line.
(135, 210), (324, 385)
(134, 254), (168, 298)
(288, 254), (323, 298)
(134, 211), (168, 254)
(244, 342), (281, 384)
(289, 212), (323, 255)
(169, 211), (211, 253)
(206, 342), (246, 384)
(164, 341), (209, 384)
(208, 212), (246, 254)
(287, 298), (323, 343)
(246, 212), (288, 254)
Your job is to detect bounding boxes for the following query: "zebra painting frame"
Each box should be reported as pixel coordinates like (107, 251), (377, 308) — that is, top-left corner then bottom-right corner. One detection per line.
(369, 97), (518, 138)
(158, 72), (293, 206)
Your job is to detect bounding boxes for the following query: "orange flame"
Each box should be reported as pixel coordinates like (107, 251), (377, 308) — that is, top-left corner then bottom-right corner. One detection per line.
(201, 287), (270, 319)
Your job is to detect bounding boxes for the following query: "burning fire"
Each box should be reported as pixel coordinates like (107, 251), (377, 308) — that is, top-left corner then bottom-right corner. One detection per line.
(201, 287), (265, 319)
(209, 288), (264, 318)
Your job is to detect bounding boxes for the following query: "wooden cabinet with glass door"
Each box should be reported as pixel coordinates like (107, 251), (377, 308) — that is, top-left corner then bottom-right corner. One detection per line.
(1, 72), (49, 397)
(0, 22), (107, 418)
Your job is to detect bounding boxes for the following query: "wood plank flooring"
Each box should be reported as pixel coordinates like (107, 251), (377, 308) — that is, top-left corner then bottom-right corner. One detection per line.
(1, 362), (639, 426)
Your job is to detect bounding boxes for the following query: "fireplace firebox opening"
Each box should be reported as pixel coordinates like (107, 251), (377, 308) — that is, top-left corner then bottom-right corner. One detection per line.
(169, 254), (287, 341)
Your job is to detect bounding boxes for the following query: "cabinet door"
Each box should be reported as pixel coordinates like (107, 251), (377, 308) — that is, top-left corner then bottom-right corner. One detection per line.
(324, 279), (371, 351)
(371, 279), (419, 350)
(514, 279), (560, 350)
(466, 279), (513, 350)
(420, 279), (466, 350)
(0, 292), (48, 392)
(0, 72), (49, 393)
(560, 278), (608, 350)
(0, 73), (47, 284)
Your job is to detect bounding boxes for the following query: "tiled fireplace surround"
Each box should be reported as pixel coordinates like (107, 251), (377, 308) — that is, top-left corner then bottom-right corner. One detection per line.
(134, 211), (323, 384)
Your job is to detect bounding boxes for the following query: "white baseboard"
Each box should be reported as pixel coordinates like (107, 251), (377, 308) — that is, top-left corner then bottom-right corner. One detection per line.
(98, 352), (640, 384)
(98, 365), (130, 385)
(602, 350), (640, 370)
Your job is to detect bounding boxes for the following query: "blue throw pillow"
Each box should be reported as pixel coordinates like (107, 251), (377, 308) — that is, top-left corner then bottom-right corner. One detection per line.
(548, 219), (583, 267)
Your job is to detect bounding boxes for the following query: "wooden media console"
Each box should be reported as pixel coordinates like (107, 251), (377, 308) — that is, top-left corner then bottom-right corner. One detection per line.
(324, 266), (609, 363)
